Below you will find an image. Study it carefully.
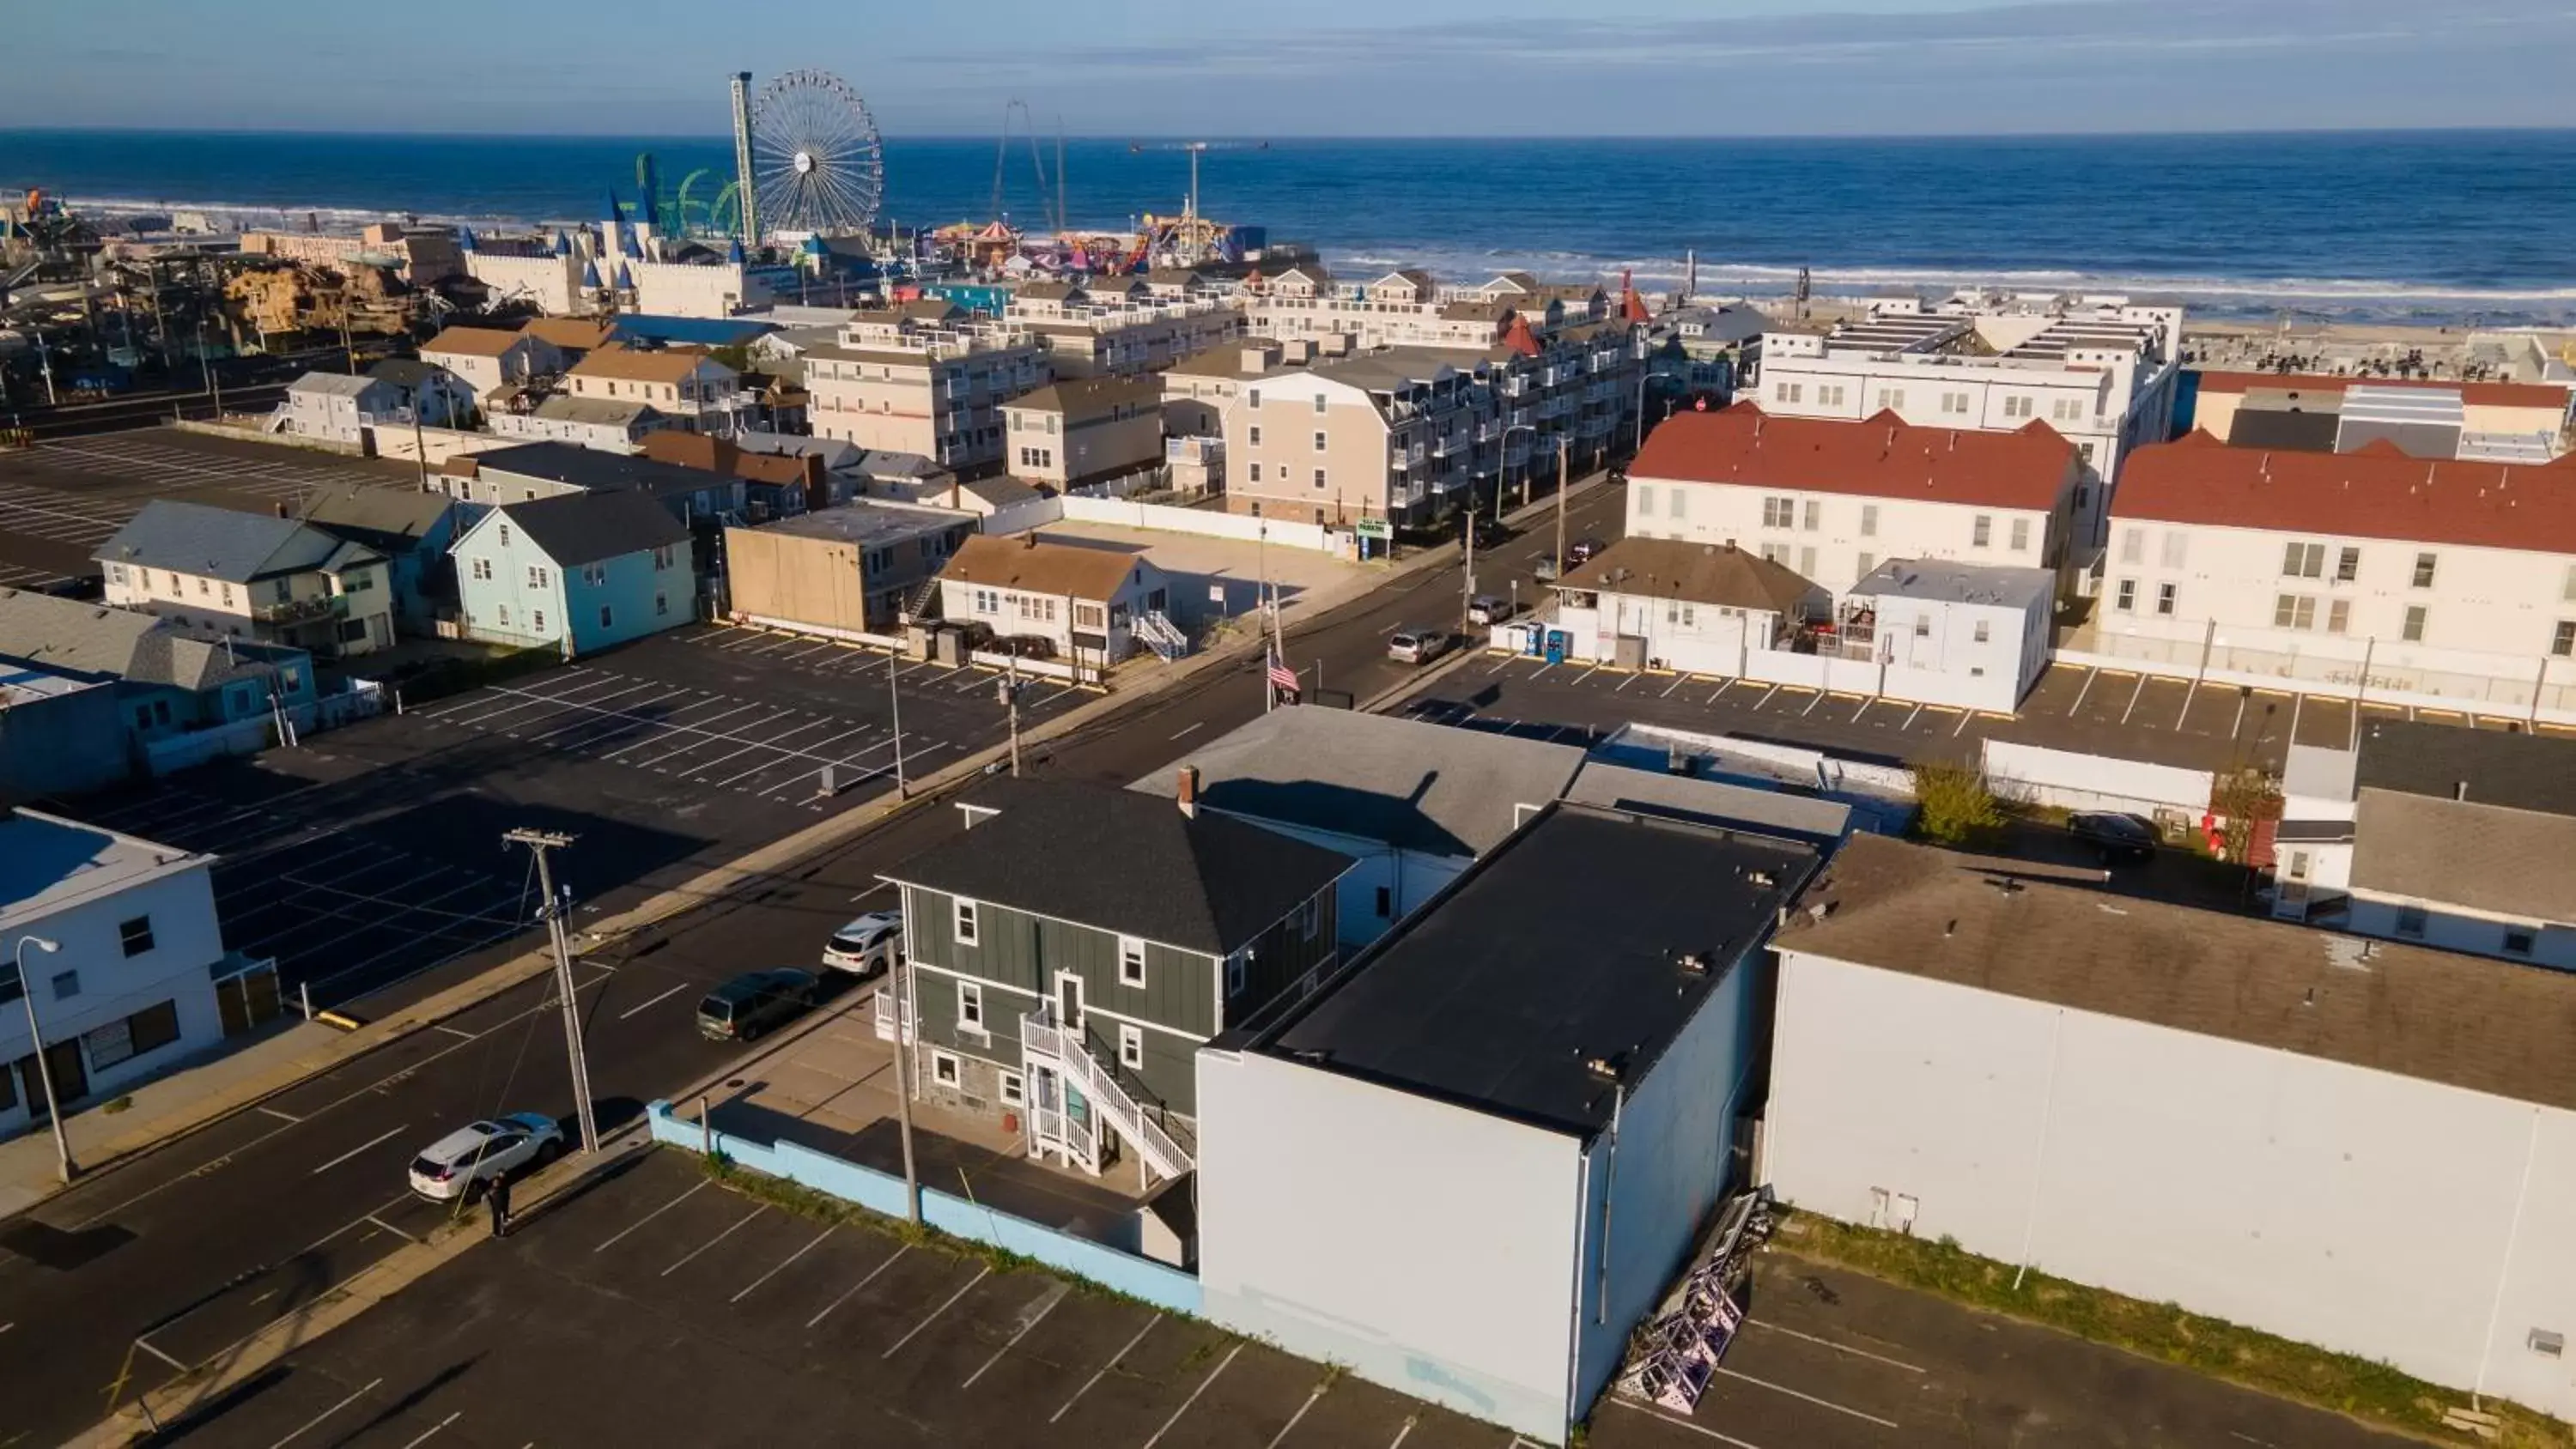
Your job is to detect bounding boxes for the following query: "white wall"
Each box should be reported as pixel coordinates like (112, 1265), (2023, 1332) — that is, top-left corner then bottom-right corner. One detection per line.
(1981, 737), (2214, 815)
(632, 260), (765, 319)
(1203, 813), (1468, 948)
(2342, 894), (2576, 974)
(1198, 1048), (1585, 1442)
(1056, 493), (1337, 553)
(1766, 951), (2576, 1422)
(466, 252), (582, 316)
(1625, 477), (2059, 597)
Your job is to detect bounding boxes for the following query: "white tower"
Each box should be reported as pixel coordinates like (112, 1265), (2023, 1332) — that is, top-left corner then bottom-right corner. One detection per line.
(729, 70), (762, 244)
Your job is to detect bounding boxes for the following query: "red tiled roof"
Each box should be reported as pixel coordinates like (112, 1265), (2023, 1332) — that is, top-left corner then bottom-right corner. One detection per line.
(2193, 370), (2571, 411)
(2114, 434), (2576, 553)
(1629, 404), (2076, 511)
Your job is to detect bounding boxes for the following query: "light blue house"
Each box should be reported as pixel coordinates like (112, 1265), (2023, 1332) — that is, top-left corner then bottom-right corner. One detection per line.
(449, 491), (694, 658)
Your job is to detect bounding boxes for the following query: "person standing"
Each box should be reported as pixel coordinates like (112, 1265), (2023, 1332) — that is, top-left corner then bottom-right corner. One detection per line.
(487, 1173), (513, 1240)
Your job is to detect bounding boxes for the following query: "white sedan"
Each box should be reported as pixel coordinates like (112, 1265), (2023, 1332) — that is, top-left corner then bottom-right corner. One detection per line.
(823, 910), (903, 976)
(407, 1113), (565, 1202)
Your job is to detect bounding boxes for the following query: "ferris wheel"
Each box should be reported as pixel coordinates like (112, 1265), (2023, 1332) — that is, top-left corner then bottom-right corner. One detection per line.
(747, 70), (884, 236)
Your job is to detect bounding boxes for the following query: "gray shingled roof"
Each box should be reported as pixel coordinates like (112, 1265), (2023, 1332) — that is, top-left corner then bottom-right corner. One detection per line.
(884, 778), (1352, 955)
(96, 500), (373, 583)
(289, 372), (381, 398)
(2354, 718), (2576, 819)
(486, 488), (690, 569)
(300, 487), (455, 553)
(1129, 709), (1586, 858)
(2350, 791), (2576, 921)
(0, 588), (265, 692)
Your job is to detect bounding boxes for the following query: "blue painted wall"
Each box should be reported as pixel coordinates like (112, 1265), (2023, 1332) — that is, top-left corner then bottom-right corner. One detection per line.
(453, 515), (695, 658)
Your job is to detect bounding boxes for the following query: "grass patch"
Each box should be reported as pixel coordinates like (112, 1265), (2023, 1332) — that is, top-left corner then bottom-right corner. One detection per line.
(101, 1094), (135, 1114)
(1775, 1208), (2563, 1448)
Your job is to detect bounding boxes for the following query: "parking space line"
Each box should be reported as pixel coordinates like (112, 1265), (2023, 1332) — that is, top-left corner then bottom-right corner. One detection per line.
(1575, 665), (1602, 685)
(2118, 672), (2149, 724)
(265, 1375), (382, 1448)
(1660, 675), (1686, 697)
(133, 1336), (189, 1371)
(1710, 1367), (1898, 1428)
(1265, 1382), (1327, 1447)
(1053, 1313), (1161, 1422)
(1743, 1319), (1927, 1373)
(1528, 663), (1555, 681)
(2065, 667), (2099, 715)
(1953, 708), (1975, 737)
(808, 1243), (909, 1327)
(1801, 690), (1826, 717)
(1752, 683), (1780, 710)
(1140, 1341), (1243, 1449)
(1902, 703), (1923, 731)
(618, 982), (694, 1020)
(1603, 1400), (1765, 1447)
(2231, 690), (2249, 737)
(257, 1105), (303, 1123)
(398, 1411), (462, 1448)
(594, 1180), (710, 1253)
(734, 1226), (833, 1302)
(961, 1282), (1070, 1387)
(309, 1125), (407, 1176)
(2287, 688), (2304, 743)
(366, 1213), (421, 1244)
(1384, 1419), (1415, 1449)
(663, 1205), (768, 1276)
(1707, 679), (1734, 705)
(883, 1264), (992, 1358)
(1615, 673), (1640, 693)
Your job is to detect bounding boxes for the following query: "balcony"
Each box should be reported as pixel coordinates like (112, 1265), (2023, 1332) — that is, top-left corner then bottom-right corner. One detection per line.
(252, 592), (348, 626)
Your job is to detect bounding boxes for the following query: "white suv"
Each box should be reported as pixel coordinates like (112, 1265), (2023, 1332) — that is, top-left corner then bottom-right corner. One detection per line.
(823, 911), (903, 976)
(407, 1113), (565, 1202)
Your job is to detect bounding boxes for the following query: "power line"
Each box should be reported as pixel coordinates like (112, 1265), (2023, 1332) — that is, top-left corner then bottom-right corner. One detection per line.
(502, 828), (598, 1155)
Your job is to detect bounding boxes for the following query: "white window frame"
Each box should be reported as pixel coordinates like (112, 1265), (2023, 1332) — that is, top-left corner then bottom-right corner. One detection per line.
(957, 980), (986, 1035)
(998, 1070), (1025, 1106)
(953, 897), (980, 946)
(1118, 1022), (1145, 1070)
(931, 1049), (962, 1087)
(1118, 935), (1147, 987)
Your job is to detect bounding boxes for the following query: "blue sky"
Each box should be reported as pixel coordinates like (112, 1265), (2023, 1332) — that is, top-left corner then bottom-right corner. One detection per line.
(10, 0), (2575, 136)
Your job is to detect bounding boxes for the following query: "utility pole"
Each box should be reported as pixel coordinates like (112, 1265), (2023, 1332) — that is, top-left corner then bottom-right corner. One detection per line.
(891, 934), (921, 1225)
(1461, 505), (1476, 633)
(505, 828), (599, 1154)
(1001, 654), (1024, 775)
(888, 648), (907, 797)
(1553, 439), (1571, 575)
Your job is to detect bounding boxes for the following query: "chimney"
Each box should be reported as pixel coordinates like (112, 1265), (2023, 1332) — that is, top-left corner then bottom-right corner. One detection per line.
(1176, 764), (1200, 818)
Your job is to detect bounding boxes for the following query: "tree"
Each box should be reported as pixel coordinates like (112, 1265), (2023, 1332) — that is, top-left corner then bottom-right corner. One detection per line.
(1911, 759), (2007, 847)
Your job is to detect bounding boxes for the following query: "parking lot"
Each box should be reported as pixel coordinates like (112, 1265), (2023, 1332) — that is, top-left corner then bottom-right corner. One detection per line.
(150, 1147), (1518, 1449)
(1393, 649), (2576, 777)
(0, 427), (418, 590)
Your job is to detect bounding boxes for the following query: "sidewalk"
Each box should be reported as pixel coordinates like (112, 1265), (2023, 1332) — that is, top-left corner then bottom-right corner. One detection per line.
(5, 471), (1615, 1223)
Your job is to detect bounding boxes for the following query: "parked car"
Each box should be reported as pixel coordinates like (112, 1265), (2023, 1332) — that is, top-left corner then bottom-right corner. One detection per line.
(2068, 811), (2159, 864)
(407, 1113), (565, 1202)
(1533, 555), (1564, 583)
(1467, 594), (1512, 627)
(1387, 627), (1455, 665)
(1568, 537), (1607, 564)
(823, 911), (903, 976)
(697, 968), (820, 1041)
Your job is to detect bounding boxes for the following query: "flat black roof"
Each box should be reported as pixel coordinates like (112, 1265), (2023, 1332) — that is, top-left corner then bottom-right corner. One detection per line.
(1255, 803), (1821, 1139)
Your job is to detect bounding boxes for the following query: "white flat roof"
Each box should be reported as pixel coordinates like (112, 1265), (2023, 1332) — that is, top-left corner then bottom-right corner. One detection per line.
(0, 808), (211, 931)
(1848, 558), (2056, 608)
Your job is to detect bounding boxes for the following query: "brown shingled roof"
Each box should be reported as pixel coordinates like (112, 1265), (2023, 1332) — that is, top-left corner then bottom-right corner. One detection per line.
(941, 534), (1148, 602)
(569, 344), (728, 385)
(1631, 403), (2075, 511)
(422, 325), (526, 359)
(2114, 432), (2576, 552)
(1557, 537), (1817, 615)
(520, 318), (611, 352)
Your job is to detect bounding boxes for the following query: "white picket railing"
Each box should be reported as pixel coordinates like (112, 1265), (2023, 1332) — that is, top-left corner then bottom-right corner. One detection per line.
(1022, 1007), (1193, 1180)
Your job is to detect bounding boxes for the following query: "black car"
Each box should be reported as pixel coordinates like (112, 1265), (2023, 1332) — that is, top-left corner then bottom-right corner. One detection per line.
(1568, 537), (1607, 564)
(697, 968), (820, 1042)
(2068, 812), (2158, 864)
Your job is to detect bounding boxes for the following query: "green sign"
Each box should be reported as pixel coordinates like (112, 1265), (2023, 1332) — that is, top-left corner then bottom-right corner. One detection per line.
(1356, 518), (1393, 540)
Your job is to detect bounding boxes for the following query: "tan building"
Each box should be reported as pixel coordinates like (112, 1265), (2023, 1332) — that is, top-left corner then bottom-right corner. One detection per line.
(1223, 347), (1492, 528)
(240, 222), (463, 285)
(1006, 278), (1243, 379)
(1162, 339), (1304, 439)
(1005, 375), (1164, 488)
(723, 503), (975, 635)
(421, 325), (560, 401)
(804, 306), (1052, 474)
(563, 345), (745, 433)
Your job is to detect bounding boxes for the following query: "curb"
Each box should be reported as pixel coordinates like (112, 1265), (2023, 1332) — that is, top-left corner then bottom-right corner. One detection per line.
(70, 1132), (651, 1448)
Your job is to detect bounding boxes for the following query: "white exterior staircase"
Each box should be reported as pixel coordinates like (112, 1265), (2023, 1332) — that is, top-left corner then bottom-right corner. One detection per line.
(1021, 1005), (1194, 1182)
(1133, 609), (1190, 661)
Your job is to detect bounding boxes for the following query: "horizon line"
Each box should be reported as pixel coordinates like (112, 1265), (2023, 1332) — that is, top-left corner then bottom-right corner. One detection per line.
(5, 123), (2574, 145)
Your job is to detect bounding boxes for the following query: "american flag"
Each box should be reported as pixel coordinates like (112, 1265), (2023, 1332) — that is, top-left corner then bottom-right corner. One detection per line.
(1267, 652), (1300, 697)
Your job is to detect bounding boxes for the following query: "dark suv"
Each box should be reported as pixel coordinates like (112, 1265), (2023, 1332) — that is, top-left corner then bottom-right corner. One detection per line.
(697, 969), (819, 1042)
(2068, 812), (2158, 865)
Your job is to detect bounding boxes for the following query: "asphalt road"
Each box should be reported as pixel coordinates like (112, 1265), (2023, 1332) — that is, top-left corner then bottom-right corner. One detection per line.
(0, 477), (1631, 1447)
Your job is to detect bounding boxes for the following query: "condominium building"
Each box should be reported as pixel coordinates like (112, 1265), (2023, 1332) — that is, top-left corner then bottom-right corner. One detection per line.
(1005, 279), (1243, 379)
(1220, 347), (1492, 527)
(1621, 404), (2081, 597)
(1751, 294), (2183, 547)
(562, 344), (748, 433)
(1003, 375), (1164, 489)
(803, 305), (1051, 473)
(2092, 434), (2576, 709)
(1242, 267), (1607, 354)
(2188, 371), (2573, 464)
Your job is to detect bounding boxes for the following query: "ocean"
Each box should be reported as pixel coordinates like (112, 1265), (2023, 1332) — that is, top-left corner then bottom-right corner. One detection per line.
(7, 128), (2575, 326)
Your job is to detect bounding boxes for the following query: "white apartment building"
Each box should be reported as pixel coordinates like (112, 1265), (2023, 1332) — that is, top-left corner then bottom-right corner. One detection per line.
(1753, 294), (2183, 547)
(805, 305), (1052, 473)
(1007, 279), (1242, 379)
(1622, 405), (2081, 598)
(562, 345), (746, 434)
(1838, 558), (2057, 712)
(276, 373), (400, 446)
(421, 325), (560, 401)
(98, 500), (396, 657)
(2094, 436), (2576, 713)
(3, 809), (270, 1139)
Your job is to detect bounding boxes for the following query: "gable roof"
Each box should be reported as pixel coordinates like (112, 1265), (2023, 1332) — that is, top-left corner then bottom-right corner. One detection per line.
(2353, 717), (2576, 818)
(422, 325), (526, 359)
(296, 486), (455, 551)
(1780, 832), (2576, 1114)
(940, 534), (1149, 602)
(477, 489), (689, 568)
(885, 778), (1352, 955)
(521, 317), (612, 352)
(465, 440), (732, 498)
(568, 343), (727, 385)
(1631, 403), (2075, 512)
(1557, 537), (1818, 615)
(0, 588), (276, 692)
(2350, 790), (2576, 922)
(1007, 374), (1163, 418)
(96, 500), (374, 582)
(368, 358), (452, 390)
(638, 430), (814, 487)
(2113, 432), (2576, 553)
(530, 395), (659, 426)
(1129, 709), (1587, 858)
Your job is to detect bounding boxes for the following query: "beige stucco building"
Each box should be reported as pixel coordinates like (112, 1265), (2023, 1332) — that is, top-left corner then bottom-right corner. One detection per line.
(421, 325), (562, 402)
(1004, 375), (1164, 488)
(563, 345), (746, 433)
(803, 301), (1052, 473)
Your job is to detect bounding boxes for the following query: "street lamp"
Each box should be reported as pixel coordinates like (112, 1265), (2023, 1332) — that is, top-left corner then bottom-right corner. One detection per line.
(13, 934), (74, 1184)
